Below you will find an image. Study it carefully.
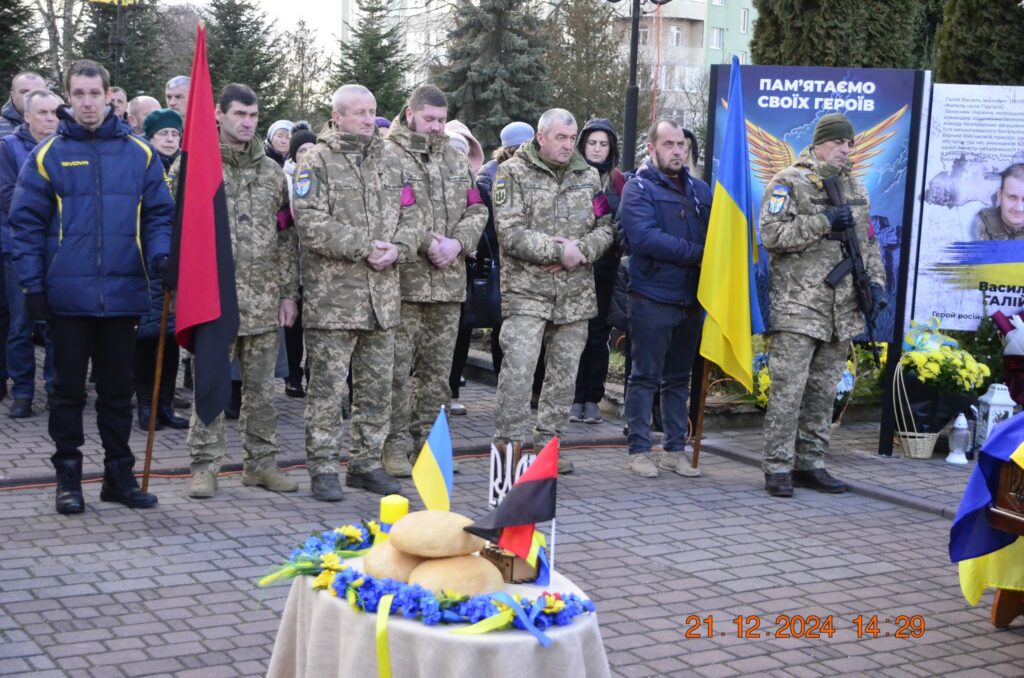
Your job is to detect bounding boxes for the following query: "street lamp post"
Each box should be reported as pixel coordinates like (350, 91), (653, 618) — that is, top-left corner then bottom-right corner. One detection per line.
(88, 0), (136, 88)
(608, 0), (673, 171)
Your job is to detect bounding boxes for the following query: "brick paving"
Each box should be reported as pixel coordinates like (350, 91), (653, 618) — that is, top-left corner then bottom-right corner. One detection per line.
(1, 347), (1023, 676)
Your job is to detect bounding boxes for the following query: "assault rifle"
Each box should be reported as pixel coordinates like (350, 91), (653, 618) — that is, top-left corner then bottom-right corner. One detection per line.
(822, 175), (885, 366)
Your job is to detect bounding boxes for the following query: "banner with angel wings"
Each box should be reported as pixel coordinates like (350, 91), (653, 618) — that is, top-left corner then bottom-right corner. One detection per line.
(706, 64), (922, 344)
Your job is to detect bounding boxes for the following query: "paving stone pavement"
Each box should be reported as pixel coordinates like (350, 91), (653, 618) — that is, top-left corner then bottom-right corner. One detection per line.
(2, 348), (1023, 676)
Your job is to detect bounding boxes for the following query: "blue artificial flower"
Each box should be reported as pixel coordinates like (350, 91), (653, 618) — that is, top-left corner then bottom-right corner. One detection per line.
(836, 368), (855, 396)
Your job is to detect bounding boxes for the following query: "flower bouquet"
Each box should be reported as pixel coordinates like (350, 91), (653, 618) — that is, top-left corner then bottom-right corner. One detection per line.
(893, 320), (990, 457)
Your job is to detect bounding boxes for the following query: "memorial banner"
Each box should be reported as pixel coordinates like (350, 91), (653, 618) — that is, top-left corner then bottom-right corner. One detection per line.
(907, 84), (1024, 331)
(707, 65), (924, 344)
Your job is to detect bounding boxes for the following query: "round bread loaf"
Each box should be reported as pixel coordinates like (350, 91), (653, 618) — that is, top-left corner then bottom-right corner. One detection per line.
(363, 539), (426, 583)
(389, 510), (484, 558)
(408, 555), (504, 596)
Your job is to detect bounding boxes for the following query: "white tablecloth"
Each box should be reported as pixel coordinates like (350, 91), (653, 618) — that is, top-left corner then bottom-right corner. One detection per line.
(266, 559), (611, 678)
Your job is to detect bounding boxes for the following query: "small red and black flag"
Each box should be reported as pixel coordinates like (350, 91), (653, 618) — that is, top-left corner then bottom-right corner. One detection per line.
(166, 22), (239, 425)
(465, 438), (558, 559)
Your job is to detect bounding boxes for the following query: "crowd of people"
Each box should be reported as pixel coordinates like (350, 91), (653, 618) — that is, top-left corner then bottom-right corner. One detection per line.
(0, 57), (884, 514)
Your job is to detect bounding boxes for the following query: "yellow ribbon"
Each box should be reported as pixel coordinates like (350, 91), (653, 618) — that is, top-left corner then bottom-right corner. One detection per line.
(376, 593), (395, 678)
(450, 608), (515, 635)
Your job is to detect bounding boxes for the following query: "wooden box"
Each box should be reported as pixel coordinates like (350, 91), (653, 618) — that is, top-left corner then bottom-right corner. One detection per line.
(480, 542), (538, 584)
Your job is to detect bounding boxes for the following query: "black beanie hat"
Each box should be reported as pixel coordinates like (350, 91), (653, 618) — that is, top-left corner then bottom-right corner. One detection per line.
(813, 113), (855, 146)
(288, 129), (318, 161)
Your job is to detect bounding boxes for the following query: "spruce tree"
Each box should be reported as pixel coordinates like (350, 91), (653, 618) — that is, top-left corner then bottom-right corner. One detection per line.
(0, 0), (40, 102)
(205, 0), (287, 128)
(332, 0), (412, 120)
(78, 0), (165, 97)
(546, 0), (627, 131)
(750, 0), (916, 68)
(936, 0), (1024, 85)
(440, 0), (550, 151)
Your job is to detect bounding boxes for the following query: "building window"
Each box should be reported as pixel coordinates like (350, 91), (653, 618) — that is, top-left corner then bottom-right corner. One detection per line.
(734, 51), (745, 64)
(740, 8), (749, 33)
(710, 27), (724, 49)
(639, 26), (649, 46)
(670, 26), (682, 47)
(712, 0), (725, 5)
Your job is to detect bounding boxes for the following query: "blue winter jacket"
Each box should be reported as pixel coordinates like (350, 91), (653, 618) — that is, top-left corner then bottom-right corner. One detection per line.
(0, 124), (38, 253)
(619, 160), (711, 306)
(9, 109), (174, 317)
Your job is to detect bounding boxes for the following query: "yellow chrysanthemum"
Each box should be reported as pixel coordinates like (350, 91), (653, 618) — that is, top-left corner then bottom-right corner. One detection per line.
(312, 569), (336, 591)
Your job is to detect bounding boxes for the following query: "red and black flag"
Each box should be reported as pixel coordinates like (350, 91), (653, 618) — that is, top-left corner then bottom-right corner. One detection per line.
(166, 23), (238, 425)
(465, 438), (558, 559)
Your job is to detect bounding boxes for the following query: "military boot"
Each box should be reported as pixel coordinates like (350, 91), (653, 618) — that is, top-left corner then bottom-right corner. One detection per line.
(346, 468), (401, 495)
(792, 468), (847, 494)
(53, 457), (85, 515)
(764, 472), (793, 498)
(311, 473), (343, 502)
(241, 463), (298, 493)
(382, 447), (412, 477)
(100, 457), (158, 508)
(187, 466), (218, 499)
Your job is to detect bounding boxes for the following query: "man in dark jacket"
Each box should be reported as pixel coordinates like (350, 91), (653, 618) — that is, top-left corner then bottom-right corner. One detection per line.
(9, 59), (174, 515)
(0, 88), (60, 419)
(0, 71), (46, 138)
(619, 118), (710, 479)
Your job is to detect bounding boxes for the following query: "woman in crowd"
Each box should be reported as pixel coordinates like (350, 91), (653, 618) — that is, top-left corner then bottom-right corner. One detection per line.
(569, 118), (625, 425)
(264, 119), (293, 167)
(135, 109), (187, 430)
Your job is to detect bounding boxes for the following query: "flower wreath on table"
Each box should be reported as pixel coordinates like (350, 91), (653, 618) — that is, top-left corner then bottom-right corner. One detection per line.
(258, 521), (596, 645)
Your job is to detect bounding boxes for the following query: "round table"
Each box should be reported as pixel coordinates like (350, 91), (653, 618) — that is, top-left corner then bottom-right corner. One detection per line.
(266, 559), (611, 678)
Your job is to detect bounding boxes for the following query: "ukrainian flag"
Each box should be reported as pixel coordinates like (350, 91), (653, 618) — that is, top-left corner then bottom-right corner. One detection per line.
(412, 408), (454, 511)
(697, 55), (765, 393)
(949, 411), (1024, 605)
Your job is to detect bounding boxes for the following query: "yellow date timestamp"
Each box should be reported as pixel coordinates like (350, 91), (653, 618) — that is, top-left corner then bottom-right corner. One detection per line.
(683, 614), (926, 639)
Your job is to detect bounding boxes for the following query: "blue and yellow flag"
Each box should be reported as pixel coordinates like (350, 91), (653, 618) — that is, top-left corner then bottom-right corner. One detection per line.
(949, 411), (1024, 605)
(697, 55), (765, 393)
(412, 408), (454, 511)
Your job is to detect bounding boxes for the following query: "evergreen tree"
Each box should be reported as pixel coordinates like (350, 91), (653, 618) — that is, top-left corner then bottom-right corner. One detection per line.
(440, 0), (550, 151)
(546, 0), (627, 131)
(911, 0), (945, 70)
(154, 4), (201, 96)
(281, 19), (330, 127)
(205, 0), (287, 129)
(332, 0), (412, 121)
(750, 0), (916, 68)
(0, 0), (39, 102)
(936, 0), (1024, 85)
(77, 0), (164, 97)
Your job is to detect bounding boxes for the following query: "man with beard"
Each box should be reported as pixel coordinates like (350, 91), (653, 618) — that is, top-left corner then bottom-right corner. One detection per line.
(380, 85), (487, 479)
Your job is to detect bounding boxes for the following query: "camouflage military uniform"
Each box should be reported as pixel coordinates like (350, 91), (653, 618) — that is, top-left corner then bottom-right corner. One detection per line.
(760, 149), (884, 474)
(172, 140), (300, 473)
(292, 125), (408, 475)
(382, 117), (487, 462)
(972, 206), (1024, 240)
(493, 141), (614, 450)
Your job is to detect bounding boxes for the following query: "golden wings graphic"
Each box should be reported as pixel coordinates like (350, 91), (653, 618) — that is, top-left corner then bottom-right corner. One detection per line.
(722, 102), (908, 184)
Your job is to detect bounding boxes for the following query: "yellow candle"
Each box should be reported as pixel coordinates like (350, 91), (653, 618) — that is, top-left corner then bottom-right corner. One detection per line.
(379, 494), (409, 529)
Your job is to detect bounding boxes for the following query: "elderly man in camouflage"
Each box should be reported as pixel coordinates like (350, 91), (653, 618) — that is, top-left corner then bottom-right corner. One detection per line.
(492, 108), (615, 474)
(381, 85), (487, 477)
(181, 84), (300, 499)
(292, 84), (409, 500)
(760, 112), (885, 498)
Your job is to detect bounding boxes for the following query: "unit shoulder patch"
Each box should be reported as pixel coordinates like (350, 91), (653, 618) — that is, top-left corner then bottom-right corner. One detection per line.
(767, 184), (790, 215)
(294, 169), (312, 198)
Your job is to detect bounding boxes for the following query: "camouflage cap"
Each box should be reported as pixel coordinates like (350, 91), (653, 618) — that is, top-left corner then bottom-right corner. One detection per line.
(813, 113), (854, 146)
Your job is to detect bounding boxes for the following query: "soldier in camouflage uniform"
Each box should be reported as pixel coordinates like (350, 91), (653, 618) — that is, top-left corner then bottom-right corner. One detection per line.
(292, 84), (408, 500)
(176, 85), (301, 499)
(760, 113), (885, 498)
(381, 85), (487, 477)
(972, 164), (1024, 240)
(492, 108), (615, 473)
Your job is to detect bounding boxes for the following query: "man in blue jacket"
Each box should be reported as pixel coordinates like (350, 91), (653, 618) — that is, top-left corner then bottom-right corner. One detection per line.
(0, 88), (61, 419)
(9, 59), (174, 514)
(619, 119), (711, 479)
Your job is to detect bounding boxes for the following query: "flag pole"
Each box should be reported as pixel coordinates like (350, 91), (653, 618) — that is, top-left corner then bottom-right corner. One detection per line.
(690, 359), (711, 470)
(549, 518), (557, 574)
(141, 291), (171, 492)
